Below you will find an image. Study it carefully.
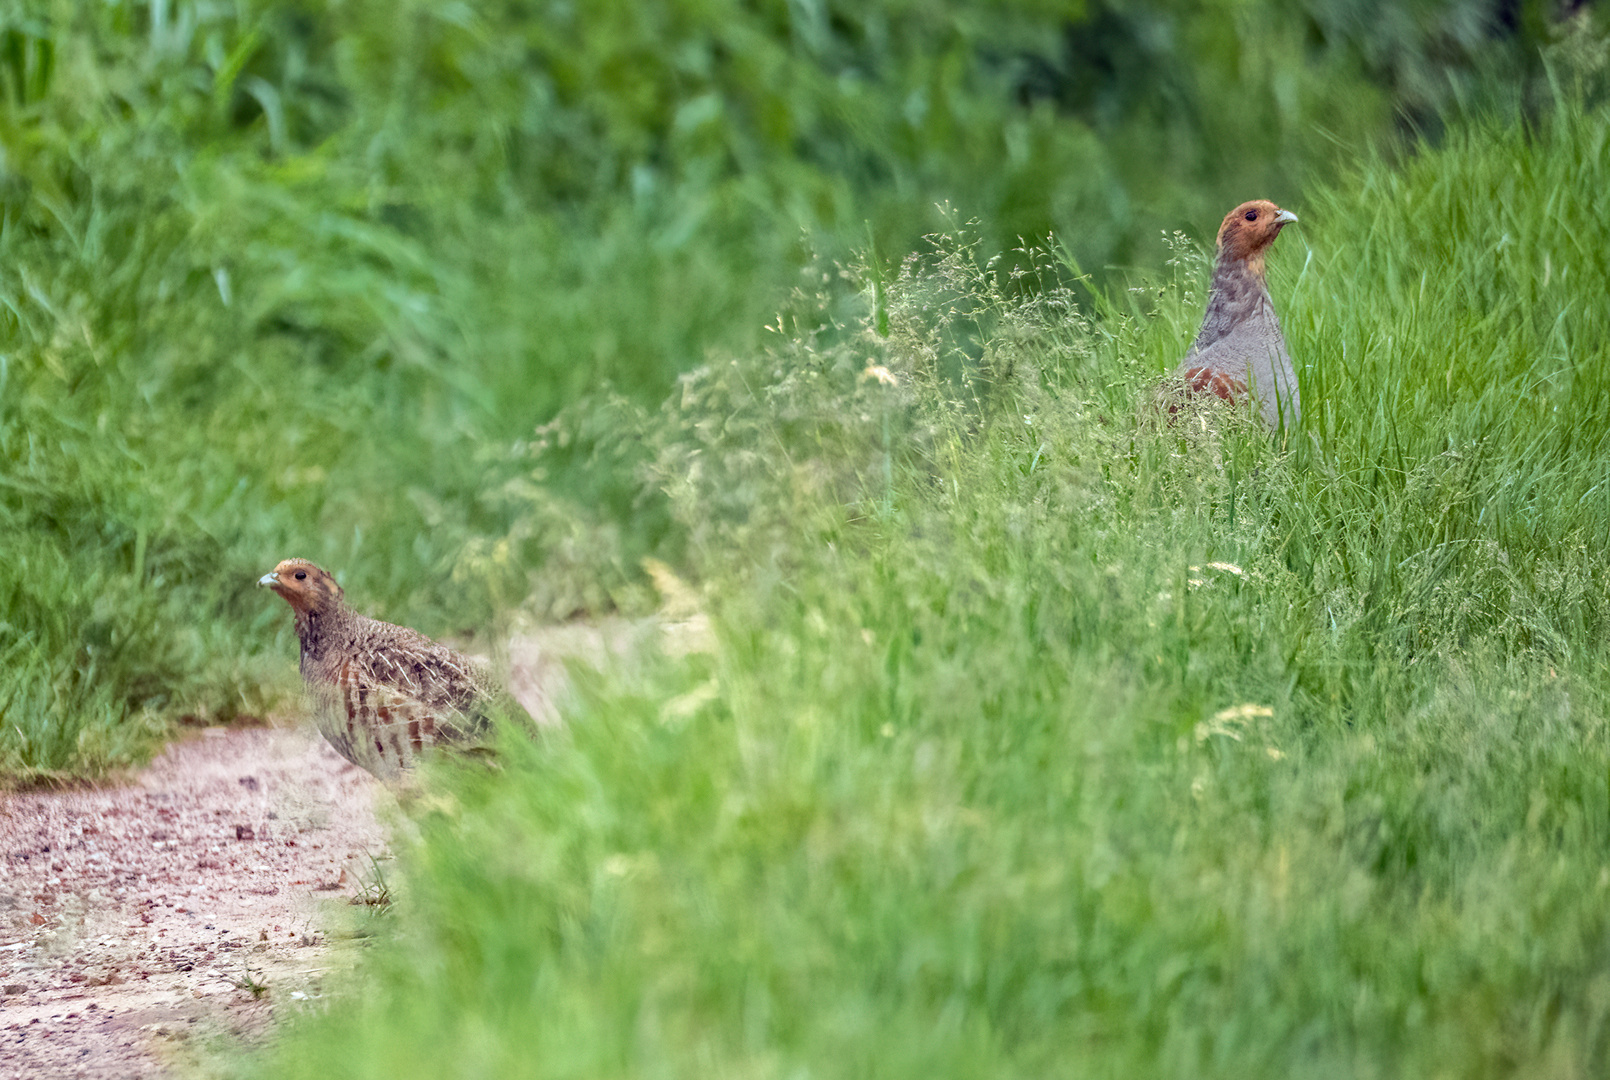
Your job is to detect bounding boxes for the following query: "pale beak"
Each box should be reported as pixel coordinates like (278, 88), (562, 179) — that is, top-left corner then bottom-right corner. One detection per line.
(1275, 209), (1299, 225)
(257, 572), (279, 588)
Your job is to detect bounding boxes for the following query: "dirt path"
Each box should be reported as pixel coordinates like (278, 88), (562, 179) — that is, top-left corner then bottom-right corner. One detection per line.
(0, 616), (692, 1079)
(0, 724), (390, 1079)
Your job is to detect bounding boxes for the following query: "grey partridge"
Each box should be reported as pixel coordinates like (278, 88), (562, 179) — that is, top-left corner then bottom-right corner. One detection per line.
(259, 558), (501, 779)
(1174, 199), (1301, 431)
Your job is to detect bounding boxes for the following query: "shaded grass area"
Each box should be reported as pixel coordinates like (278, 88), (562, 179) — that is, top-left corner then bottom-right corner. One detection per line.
(253, 88), (1610, 1077)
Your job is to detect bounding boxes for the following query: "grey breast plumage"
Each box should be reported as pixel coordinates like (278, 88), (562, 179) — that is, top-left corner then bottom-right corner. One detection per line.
(1172, 199), (1302, 433)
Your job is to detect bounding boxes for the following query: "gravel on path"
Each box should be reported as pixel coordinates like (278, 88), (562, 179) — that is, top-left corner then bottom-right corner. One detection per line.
(0, 724), (387, 1079)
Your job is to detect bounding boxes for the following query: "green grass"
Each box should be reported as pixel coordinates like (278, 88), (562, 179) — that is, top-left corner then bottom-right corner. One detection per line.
(0, 1), (804, 775)
(249, 79), (1610, 1078)
(1, 6), (1606, 1067)
(0, 0), (1570, 777)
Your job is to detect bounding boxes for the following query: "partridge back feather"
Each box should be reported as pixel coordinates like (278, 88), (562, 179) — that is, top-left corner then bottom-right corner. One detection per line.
(1173, 199), (1301, 432)
(259, 558), (501, 780)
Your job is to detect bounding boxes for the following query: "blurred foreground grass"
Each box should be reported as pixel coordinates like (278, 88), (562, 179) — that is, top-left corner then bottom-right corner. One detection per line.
(254, 80), (1610, 1077)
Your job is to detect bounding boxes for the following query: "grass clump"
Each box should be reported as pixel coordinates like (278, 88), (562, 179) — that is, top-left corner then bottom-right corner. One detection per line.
(254, 80), (1610, 1079)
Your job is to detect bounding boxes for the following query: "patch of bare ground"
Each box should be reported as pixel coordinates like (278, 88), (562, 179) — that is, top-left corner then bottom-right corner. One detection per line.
(0, 724), (390, 1079)
(0, 615), (697, 1079)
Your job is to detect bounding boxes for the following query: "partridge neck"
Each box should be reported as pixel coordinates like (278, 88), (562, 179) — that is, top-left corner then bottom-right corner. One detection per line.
(295, 606), (347, 665)
(1193, 255), (1270, 352)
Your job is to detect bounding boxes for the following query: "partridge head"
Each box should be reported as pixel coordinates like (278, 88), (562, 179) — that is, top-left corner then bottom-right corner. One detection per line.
(1174, 199), (1301, 431)
(259, 558), (503, 780)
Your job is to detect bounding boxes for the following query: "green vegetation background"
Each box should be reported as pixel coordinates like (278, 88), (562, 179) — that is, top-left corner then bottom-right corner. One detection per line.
(0, 0), (1570, 775)
(6, 2), (1610, 1073)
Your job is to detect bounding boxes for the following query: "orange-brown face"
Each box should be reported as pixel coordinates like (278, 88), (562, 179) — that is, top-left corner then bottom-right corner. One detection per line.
(1215, 200), (1298, 271)
(258, 558), (344, 617)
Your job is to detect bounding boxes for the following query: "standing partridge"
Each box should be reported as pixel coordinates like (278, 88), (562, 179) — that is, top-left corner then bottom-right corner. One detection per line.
(259, 558), (501, 779)
(1174, 199), (1301, 431)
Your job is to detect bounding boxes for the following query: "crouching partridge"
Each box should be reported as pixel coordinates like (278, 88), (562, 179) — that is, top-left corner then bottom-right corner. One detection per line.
(1174, 199), (1302, 432)
(259, 558), (506, 779)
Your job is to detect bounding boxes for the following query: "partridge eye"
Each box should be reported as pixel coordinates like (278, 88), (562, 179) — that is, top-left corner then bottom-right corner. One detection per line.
(1244, 210), (1258, 221)
(295, 571), (307, 580)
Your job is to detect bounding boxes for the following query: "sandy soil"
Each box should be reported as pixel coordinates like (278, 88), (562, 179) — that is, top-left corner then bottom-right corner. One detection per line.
(0, 724), (390, 1079)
